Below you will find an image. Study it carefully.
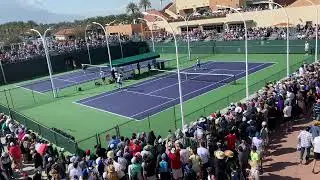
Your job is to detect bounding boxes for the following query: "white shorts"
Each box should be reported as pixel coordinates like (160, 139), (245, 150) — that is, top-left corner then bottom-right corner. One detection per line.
(172, 168), (183, 179)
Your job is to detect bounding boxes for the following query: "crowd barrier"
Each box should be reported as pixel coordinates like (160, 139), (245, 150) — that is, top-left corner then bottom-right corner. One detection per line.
(149, 39), (319, 56)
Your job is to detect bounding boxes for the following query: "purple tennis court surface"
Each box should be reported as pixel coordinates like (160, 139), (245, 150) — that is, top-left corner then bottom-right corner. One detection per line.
(75, 61), (274, 120)
(18, 60), (156, 93)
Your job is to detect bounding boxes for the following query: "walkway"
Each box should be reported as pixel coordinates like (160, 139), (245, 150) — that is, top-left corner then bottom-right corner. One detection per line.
(262, 119), (319, 180)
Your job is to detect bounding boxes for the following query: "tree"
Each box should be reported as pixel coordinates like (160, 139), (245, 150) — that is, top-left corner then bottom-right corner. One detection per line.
(126, 2), (139, 15)
(139, 0), (152, 12)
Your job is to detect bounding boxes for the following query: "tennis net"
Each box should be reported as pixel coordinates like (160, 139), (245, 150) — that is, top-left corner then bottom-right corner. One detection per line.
(81, 64), (110, 74)
(151, 69), (237, 84)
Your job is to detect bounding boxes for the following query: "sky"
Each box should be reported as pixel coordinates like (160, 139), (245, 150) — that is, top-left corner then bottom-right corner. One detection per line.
(20, 0), (170, 17)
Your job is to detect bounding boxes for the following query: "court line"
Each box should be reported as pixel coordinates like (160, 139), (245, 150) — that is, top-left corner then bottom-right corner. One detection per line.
(130, 76), (234, 118)
(125, 90), (175, 100)
(14, 84), (46, 95)
(19, 60), (154, 93)
(72, 101), (135, 120)
(203, 68), (244, 72)
(55, 71), (99, 81)
(26, 75), (103, 93)
(76, 61), (258, 104)
(146, 68), (224, 95)
(53, 77), (78, 83)
(77, 61), (266, 112)
(211, 60), (278, 64)
(146, 62), (275, 119)
(130, 63), (267, 118)
(76, 61), (218, 103)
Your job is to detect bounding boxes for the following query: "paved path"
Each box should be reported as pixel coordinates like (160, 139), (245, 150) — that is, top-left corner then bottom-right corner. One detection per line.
(261, 119), (319, 180)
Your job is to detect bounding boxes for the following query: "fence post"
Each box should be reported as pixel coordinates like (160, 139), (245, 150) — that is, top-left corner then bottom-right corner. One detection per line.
(116, 125), (120, 137)
(31, 89), (36, 104)
(7, 89), (15, 110)
(173, 106), (177, 130)
(53, 131), (58, 145)
(4, 89), (11, 116)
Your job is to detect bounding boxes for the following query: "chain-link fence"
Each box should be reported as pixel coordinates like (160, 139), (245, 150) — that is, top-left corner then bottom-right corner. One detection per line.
(0, 103), (78, 154)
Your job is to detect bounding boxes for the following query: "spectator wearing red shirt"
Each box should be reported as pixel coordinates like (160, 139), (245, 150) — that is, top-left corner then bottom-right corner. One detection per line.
(130, 139), (142, 156)
(225, 130), (238, 151)
(168, 148), (183, 180)
(8, 142), (22, 172)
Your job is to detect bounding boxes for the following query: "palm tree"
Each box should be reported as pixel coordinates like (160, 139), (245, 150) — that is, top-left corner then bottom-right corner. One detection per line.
(126, 2), (139, 15)
(139, 0), (152, 12)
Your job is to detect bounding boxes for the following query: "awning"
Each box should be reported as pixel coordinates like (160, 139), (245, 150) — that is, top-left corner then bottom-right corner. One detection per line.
(273, 22), (294, 27)
(111, 52), (160, 67)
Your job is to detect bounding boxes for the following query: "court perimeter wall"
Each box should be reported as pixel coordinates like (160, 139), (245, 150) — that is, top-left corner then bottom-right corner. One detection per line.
(0, 41), (150, 84)
(150, 39), (317, 55)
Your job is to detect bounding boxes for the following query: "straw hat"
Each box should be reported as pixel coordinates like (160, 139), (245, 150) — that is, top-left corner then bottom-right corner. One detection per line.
(314, 121), (320, 126)
(224, 150), (234, 158)
(214, 150), (225, 159)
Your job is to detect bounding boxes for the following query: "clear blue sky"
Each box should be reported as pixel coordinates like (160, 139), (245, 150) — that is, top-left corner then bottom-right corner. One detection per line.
(23, 0), (170, 17)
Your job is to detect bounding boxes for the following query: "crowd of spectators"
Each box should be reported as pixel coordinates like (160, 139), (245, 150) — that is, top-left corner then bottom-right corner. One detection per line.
(1, 58), (320, 179)
(1, 22), (319, 64)
(169, 4), (272, 23)
(0, 33), (129, 64)
(150, 23), (320, 43)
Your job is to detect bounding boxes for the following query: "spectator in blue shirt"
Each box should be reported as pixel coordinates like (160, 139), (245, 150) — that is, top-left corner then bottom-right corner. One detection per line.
(108, 136), (120, 150)
(159, 153), (170, 180)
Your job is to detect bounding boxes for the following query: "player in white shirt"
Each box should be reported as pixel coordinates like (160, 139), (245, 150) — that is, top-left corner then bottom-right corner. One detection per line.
(100, 70), (106, 84)
(305, 41), (309, 55)
(116, 73), (123, 89)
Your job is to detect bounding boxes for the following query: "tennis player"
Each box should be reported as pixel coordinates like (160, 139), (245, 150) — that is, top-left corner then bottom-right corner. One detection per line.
(194, 57), (201, 70)
(305, 41), (309, 55)
(116, 72), (123, 89)
(100, 70), (106, 84)
(111, 67), (116, 80)
(82, 64), (88, 74)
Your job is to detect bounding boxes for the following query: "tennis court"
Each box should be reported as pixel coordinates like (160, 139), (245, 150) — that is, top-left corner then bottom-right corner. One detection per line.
(18, 60), (157, 93)
(75, 61), (273, 120)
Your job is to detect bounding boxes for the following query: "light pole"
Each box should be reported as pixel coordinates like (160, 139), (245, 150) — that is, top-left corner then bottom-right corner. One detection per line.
(305, 0), (318, 62)
(112, 21), (126, 59)
(93, 22), (113, 69)
(137, 18), (155, 52)
(217, 5), (249, 99)
(85, 25), (92, 64)
(0, 41), (6, 83)
(261, 1), (290, 77)
(177, 11), (200, 61)
(118, 32), (124, 59)
(142, 12), (185, 129)
(106, 20), (124, 59)
(31, 28), (57, 98)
